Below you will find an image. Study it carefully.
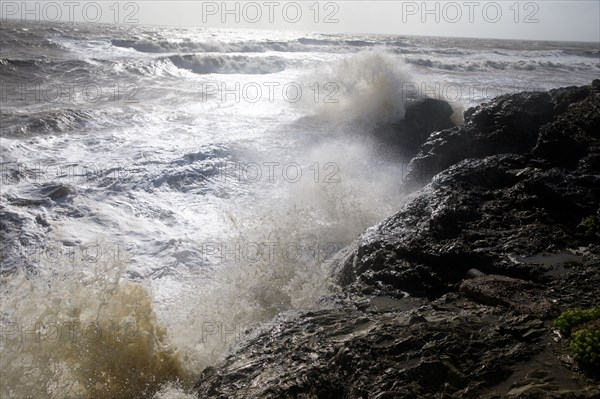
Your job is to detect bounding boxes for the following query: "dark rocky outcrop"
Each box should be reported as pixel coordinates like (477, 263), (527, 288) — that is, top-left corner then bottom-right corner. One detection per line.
(194, 81), (600, 398)
(404, 81), (600, 190)
(374, 98), (456, 159)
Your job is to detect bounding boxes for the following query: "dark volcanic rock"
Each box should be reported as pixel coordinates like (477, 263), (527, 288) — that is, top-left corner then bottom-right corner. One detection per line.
(459, 274), (559, 318)
(339, 80), (600, 301)
(533, 82), (600, 170)
(374, 98), (455, 159)
(195, 82), (600, 398)
(196, 296), (541, 398)
(404, 80), (600, 190)
(339, 154), (600, 300)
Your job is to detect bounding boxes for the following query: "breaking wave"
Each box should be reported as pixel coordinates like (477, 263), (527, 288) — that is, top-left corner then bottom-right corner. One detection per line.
(167, 54), (287, 75)
(299, 50), (418, 126)
(1, 109), (102, 136)
(0, 250), (188, 399)
(111, 38), (267, 54)
(405, 57), (599, 72)
(110, 38), (374, 54)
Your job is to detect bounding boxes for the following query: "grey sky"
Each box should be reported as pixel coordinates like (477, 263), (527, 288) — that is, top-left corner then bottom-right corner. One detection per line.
(3, 1), (600, 42)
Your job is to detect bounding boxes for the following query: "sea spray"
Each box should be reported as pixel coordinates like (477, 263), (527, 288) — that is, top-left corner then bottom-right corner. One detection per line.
(297, 50), (420, 127)
(149, 141), (408, 376)
(0, 243), (186, 399)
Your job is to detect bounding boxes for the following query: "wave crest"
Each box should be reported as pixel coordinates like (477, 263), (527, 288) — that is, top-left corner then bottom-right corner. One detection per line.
(299, 50), (418, 126)
(167, 54), (286, 75)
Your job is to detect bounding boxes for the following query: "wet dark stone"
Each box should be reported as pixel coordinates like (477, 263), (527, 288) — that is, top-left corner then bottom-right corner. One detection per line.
(404, 79), (600, 190)
(374, 98), (455, 159)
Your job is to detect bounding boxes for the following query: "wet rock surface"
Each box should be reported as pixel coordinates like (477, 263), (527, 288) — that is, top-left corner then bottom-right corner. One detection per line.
(404, 80), (600, 190)
(195, 82), (600, 398)
(374, 98), (456, 159)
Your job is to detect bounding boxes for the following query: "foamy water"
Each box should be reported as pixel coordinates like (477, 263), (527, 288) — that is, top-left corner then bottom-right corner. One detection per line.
(1, 20), (598, 398)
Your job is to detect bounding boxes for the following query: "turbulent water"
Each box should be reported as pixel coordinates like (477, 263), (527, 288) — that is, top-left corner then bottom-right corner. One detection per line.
(0, 20), (598, 398)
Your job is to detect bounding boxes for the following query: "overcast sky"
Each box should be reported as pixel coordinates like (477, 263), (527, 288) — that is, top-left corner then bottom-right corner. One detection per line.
(4, 1), (600, 42)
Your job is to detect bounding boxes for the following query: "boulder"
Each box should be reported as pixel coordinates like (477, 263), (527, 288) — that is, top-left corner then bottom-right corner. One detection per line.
(373, 98), (455, 159)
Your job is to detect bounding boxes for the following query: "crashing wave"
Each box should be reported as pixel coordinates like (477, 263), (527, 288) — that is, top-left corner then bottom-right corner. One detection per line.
(167, 54), (287, 74)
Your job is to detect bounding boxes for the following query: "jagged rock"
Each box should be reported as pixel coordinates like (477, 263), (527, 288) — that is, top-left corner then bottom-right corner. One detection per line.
(404, 79), (600, 190)
(459, 275), (559, 318)
(502, 367), (600, 399)
(533, 81), (600, 170)
(374, 98), (455, 159)
(338, 153), (600, 301)
(195, 297), (540, 398)
(339, 80), (600, 299)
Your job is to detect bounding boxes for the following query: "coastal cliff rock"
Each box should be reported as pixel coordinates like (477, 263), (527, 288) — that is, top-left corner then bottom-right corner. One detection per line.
(374, 98), (456, 158)
(194, 81), (600, 398)
(404, 80), (600, 189)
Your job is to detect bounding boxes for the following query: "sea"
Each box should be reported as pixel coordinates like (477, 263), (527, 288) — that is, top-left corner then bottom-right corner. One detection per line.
(0, 20), (598, 398)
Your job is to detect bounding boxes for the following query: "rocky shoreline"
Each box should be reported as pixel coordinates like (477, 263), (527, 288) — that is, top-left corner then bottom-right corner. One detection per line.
(194, 81), (600, 398)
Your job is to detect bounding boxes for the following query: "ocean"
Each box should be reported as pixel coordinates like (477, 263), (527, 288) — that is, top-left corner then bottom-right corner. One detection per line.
(0, 20), (598, 398)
